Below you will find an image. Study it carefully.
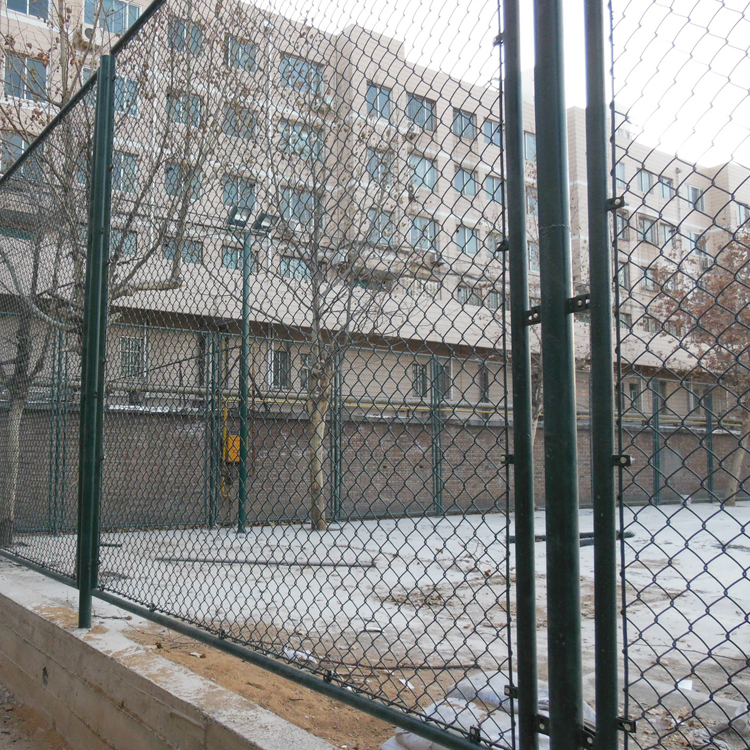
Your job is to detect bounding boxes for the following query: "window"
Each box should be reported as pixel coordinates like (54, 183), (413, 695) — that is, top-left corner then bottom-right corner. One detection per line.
(366, 82), (391, 119)
(689, 232), (711, 270)
(628, 381), (641, 410)
(167, 91), (202, 126)
(686, 184), (705, 211)
(406, 278), (441, 299)
(300, 354), (310, 391)
(279, 120), (323, 161)
(223, 175), (255, 211)
(615, 212), (629, 240)
(637, 169), (654, 193)
(0, 224), (32, 241)
(281, 187), (317, 227)
(739, 204), (749, 225)
(367, 148), (394, 187)
(484, 119), (501, 147)
(643, 316), (660, 334)
(478, 364), (491, 403)
(641, 267), (658, 291)
(457, 285), (481, 306)
(456, 225), (478, 255)
(168, 17), (203, 55)
(413, 363), (428, 398)
(659, 175), (674, 199)
(1, 133), (40, 178)
(120, 336), (144, 379)
(4, 54), (46, 101)
(223, 105), (256, 139)
(665, 320), (682, 337)
(618, 261), (630, 289)
(367, 208), (395, 247)
(526, 187), (538, 216)
(270, 348), (291, 389)
(638, 215), (657, 243)
(7, 0), (47, 18)
(485, 291), (501, 311)
(486, 233), (504, 259)
(434, 361), (451, 400)
(111, 228), (137, 255)
(452, 109), (476, 139)
(659, 222), (675, 247)
(114, 76), (138, 116)
(280, 55), (324, 95)
(222, 240), (256, 271)
(411, 216), (437, 252)
(164, 162), (201, 201)
(615, 162), (626, 190)
(225, 36), (256, 71)
(85, 0), (140, 32)
(524, 132), (536, 162)
(454, 167), (477, 197)
(164, 238), (202, 264)
(688, 384), (706, 415)
(408, 154), (436, 191)
(112, 151), (137, 193)
(528, 242), (540, 273)
(279, 256), (311, 280)
(485, 175), (503, 203)
(619, 312), (632, 328)
(406, 94), (435, 130)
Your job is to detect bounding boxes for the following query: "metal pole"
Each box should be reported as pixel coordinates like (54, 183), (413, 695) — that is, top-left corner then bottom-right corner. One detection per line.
(533, 2), (584, 747)
(76, 55), (115, 629)
(430, 356), (444, 515)
(329, 348), (343, 522)
(705, 390), (714, 501)
(47, 330), (58, 533)
(238, 235), (251, 534)
(652, 380), (661, 506)
(503, 0), (538, 745)
(584, 0), (618, 744)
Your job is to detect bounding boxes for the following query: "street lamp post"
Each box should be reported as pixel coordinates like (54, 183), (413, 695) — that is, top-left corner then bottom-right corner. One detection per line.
(227, 207), (277, 534)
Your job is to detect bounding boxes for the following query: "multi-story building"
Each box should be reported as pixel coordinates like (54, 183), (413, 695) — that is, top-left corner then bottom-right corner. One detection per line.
(1, 0), (748, 525)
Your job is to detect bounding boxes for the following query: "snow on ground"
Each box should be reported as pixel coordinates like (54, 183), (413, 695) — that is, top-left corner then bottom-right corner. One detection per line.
(7, 501), (750, 744)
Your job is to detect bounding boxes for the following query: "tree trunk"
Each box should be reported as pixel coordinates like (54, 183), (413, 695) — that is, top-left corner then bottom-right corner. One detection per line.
(307, 383), (329, 531)
(723, 407), (750, 506)
(0, 398), (24, 547)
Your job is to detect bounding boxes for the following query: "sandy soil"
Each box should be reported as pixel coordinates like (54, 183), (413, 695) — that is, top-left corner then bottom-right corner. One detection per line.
(126, 623), (395, 750)
(0, 683), (70, 750)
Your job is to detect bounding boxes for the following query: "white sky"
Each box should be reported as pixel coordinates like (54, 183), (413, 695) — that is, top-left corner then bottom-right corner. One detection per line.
(261, 0), (749, 169)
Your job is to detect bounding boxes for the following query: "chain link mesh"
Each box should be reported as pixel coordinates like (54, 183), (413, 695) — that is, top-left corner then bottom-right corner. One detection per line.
(0, 0), (520, 745)
(613, 2), (750, 748)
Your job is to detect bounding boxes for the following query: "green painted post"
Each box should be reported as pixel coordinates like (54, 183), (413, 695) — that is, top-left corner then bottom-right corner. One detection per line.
(502, 0), (539, 745)
(77, 56), (116, 629)
(652, 380), (661, 505)
(329, 349), (343, 522)
(430, 356), (444, 516)
(706, 390), (714, 500)
(584, 0), (619, 744)
(533, 0), (585, 746)
(238, 235), (252, 534)
(47, 330), (58, 533)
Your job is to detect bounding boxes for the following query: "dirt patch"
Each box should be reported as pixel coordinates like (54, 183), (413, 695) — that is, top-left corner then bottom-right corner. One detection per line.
(0, 683), (71, 750)
(126, 624), (397, 750)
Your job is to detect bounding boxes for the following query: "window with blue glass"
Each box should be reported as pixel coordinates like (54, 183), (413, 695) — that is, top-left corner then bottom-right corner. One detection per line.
(281, 187), (319, 227)
(279, 54), (324, 96)
(279, 120), (323, 161)
(167, 17), (203, 56)
(112, 151), (138, 193)
(164, 238), (202, 264)
(454, 167), (477, 197)
(452, 109), (476, 139)
(225, 36), (256, 72)
(4, 54), (46, 101)
(456, 225), (478, 255)
(408, 154), (436, 191)
(485, 175), (503, 203)
(84, 0), (140, 33)
(167, 91), (202, 126)
(406, 94), (435, 131)
(367, 82), (391, 120)
(111, 229), (137, 256)
(114, 77), (138, 116)
(367, 208), (395, 247)
(7, 0), (47, 20)
(222, 241), (256, 271)
(279, 257), (311, 281)
(223, 105), (256, 139)
(165, 162), (201, 201)
(222, 175), (255, 211)
(483, 119), (501, 146)
(410, 216), (437, 252)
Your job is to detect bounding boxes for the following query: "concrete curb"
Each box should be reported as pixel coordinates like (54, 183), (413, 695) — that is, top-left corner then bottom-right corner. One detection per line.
(0, 560), (335, 750)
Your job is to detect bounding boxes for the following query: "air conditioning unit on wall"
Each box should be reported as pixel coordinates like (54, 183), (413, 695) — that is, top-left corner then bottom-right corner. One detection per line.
(75, 23), (107, 49)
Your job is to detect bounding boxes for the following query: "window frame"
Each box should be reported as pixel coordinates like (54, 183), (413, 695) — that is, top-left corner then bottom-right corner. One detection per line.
(452, 108), (476, 139)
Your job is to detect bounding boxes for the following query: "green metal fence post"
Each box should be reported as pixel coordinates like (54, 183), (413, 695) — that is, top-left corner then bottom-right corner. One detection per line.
(329, 348), (343, 522)
(238, 235), (252, 534)
(652, 380), (661, 506)
(706, 390), (714, 501)
(430, 355), (444, 516)
(76, 55), (116, 629)
(584, 0), (619, 744)
(502, 0), (538, 745)
(47, 329), (59, 533)
(533, 1), (585, 746)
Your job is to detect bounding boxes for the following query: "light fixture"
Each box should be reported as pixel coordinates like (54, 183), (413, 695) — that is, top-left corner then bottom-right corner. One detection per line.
(251, 212), (278, 235)
(227, 205), (253, 228)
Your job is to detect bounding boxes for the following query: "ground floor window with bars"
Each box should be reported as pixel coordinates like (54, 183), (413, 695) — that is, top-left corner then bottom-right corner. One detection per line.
(120, 336), (145, 380)
(269, 347), (291, 389)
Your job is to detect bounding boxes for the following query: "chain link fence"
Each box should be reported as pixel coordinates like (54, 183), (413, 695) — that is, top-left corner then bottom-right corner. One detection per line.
(612, 1), (750, 748)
